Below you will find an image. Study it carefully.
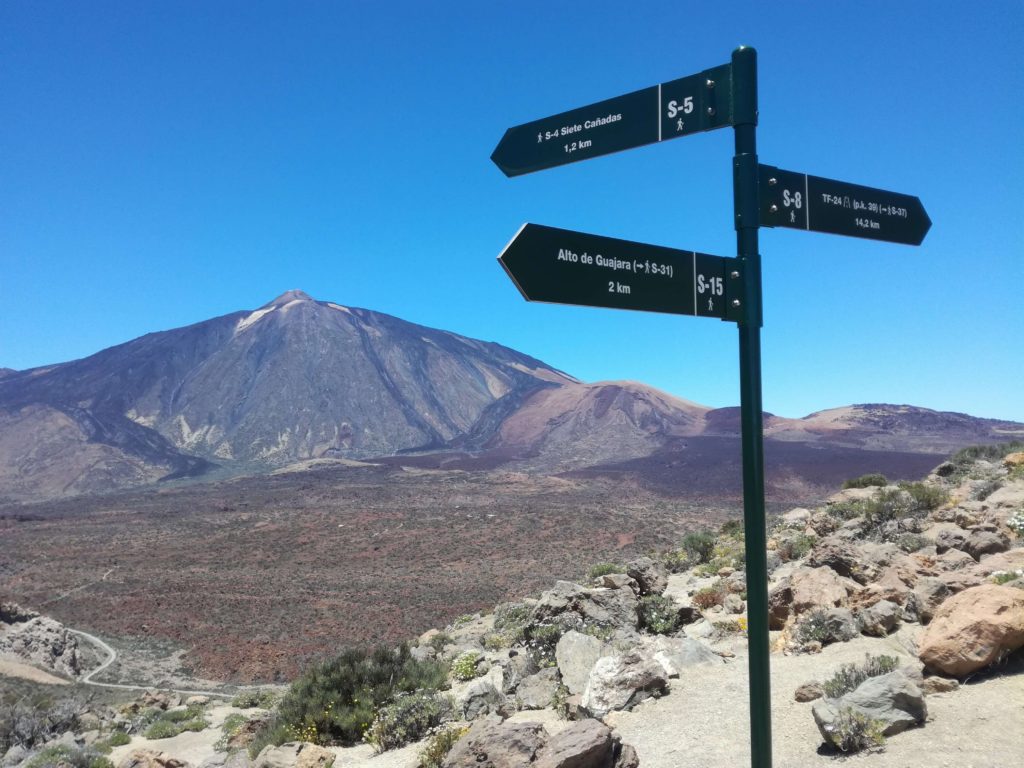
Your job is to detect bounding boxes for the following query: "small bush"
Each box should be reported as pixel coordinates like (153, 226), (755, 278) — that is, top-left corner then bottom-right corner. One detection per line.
(231, 690), (277, 709)
(843, 473), (888, 489)
(823, 706), (886, 753)
(365, 692), (452, 752)
(660, 549), (693, 574)
(450, 651), (481, 682)
(823, 654), (899, 699)
(104, 731), (130, 748)
(681, 530), (717, 564)
(451, 614), (476, 629)
(895, 533), (930, 553)
(990, 569), (1024, 585)
(428, 632), (453, 652)
(638, 594), (680, 635)
(259, 644), (448, 748)
(951, 441), (1024, 466)
(898, 482), (948, 513)
(1007, 511), (1024, 537)
(143, 720), (183, 740)
(525, 622), (566, 668)
(719, 519), (744, 539)
(24, 745), (114, 768)
(825, 499), (869, 521)
(418, 725), (469, 768)
(795, 608), (831, 645)
(691, 582), (726, 610)
(777, 533), (816, 562)
(587, 562), (625, 579)
(491, 602), (531, 647)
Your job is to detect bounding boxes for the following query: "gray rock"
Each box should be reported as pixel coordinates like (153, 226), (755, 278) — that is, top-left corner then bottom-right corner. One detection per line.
(598, 573), (637, 591)
(499, 650), (539, 694)
(934, 527), (969, 555)
(645, 636), (722, 676)
(723, 594), (745, 614)
(410, 644), (436, 662)
(460, 678), (508, 720)
(534, 719), (613, 768)
(858, 600), (902, 637)
(812, 670), (927, 738)
(964, 529), (1010, 560)
(581, 649), (668, 718)
(822, 607), (858, 643)
(906, 577), (951, 624)
(2, 745), (28, 767)
(515, 667), (561, 710)
(555, 631), (605, 695)
(442, 720), (546, 767)
(0, 609), (81, 678)
(625, 556), (668, 596)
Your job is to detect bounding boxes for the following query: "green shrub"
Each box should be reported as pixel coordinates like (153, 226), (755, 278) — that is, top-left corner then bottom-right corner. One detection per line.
(776, 533), (816, 562)
(231, 690), (278, 709)
(451, 614), (476, 629)
(24, 745), (114, 768)
(660, 549), (693, 574)
(823, 654), (899, 699)
(450, 651), (481, 682)
(951, 441), (1024, 466)
(795, 608), (831, 645)
(161, 705), (205, 724)
(214, 713), (248, 752)
(638, 594), (680, 635)
(895, 533), (930, 553)
(990, 569), (1023, 585)
(525, 622), (566, 668)
(143, 720), (183, 740)
(843, 473), (888, 489)
(365, 692), (452, 752)
(898, 482), (948, 513)
(719, 519), (744, 539)
(428, 632), (453, 652)
(1008, 511), (1024, 537)
(681, 531), (717, 564)
(825, 499), (869, 521)
(261, 645), (448, 747)
(104, 731), (130, 748)
(491, 602), (531, 646)
(588, 562), (625, 579)
(418, 726), (469, 768)
(823, 706), (886, 753)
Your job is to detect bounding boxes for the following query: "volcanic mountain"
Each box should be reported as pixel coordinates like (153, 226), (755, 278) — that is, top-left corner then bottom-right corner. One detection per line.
(1, 290), (1022, 502)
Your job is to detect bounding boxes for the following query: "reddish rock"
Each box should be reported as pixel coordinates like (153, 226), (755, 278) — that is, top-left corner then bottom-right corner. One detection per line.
(919, 583), (1024, 677)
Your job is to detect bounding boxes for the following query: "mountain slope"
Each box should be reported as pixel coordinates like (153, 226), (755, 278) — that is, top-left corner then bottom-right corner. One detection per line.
(0, 291), (574, 500)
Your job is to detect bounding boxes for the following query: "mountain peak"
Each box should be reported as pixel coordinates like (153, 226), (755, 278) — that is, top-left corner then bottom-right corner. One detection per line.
(262, 290), (315, 309)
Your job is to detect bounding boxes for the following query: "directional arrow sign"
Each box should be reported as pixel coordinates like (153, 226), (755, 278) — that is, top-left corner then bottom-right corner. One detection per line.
(491, 64), (733, 177)
(759, 164), (931, 245)
(498, 223), (742, 321)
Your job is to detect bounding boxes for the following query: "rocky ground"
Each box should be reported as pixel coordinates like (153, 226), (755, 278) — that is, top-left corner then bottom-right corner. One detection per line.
(2, 447), (1023, 767)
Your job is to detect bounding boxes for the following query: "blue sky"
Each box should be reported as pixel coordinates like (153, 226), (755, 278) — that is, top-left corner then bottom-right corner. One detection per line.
(2, 1), (1022, 421)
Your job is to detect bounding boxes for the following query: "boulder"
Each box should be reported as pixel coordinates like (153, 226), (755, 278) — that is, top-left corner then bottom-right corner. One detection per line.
(555, 631), (606, 695)
(226, 713), (270, 751)
(858, 600), (901, 637)
(812, 670), (926, 739)
(782, 507), (811, 525)
(962, 529), (1010, 560)
(807, 537), (880, 584)
(918, 583), (1024, 676)
(644, 636), (722, 676)
(625, 557), (668, 596)
(821, 608), (858, 643)
(934, 526), (969, 555)
(534, 719), (613, 768)
(723, 594), (745, 614)
(499, 650), (540, 694)
(442, 720), (546, 767)
(598, 573), (637, 591)
(581, 649), (668, 718)
(904, 577), (950, 624)
(768, 566), (858, 628)
(118, 751), (193, 768)
(459, 677), (508, 720)
(0, 607), (81, 678)
(794, 681), (824, 702)
(531, 582), (639, 635)
(516, 667), (561, 710)
(2, 745), (28, 768)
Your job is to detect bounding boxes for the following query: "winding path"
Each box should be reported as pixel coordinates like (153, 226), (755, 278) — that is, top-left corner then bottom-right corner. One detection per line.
(68, 629), (233, 698)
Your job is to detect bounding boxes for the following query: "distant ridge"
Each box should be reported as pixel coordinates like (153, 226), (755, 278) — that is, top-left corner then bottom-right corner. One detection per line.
(1, 291), (1021, 502)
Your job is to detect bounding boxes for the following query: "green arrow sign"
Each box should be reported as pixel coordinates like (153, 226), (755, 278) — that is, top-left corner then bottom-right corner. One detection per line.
(498, 223), (742, 321)
(491, 64), (733, 177)
(759, 164), (931, 245)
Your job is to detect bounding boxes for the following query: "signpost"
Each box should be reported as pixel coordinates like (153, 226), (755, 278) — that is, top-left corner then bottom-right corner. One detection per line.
(759, 164), (931, 245)
(490, 46), (929, 768)
(491, 64), (733, 177)
(498, 223), (743, 321)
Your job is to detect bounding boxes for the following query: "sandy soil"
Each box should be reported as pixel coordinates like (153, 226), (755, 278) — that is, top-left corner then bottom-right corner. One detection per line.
(0, 656), (69, 686)
(107, 704), (244, 766)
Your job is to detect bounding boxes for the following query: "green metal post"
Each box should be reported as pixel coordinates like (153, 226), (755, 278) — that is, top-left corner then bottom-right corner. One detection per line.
(731, 45), (772, 768)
